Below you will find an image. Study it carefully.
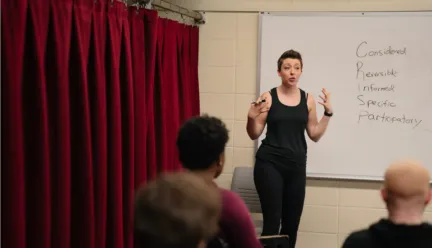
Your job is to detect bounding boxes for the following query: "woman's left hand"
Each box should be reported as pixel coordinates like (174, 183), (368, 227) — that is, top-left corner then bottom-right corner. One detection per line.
(318, 88), (333, 114)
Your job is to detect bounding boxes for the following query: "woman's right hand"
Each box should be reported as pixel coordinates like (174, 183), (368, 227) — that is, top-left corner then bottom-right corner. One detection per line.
(247, 97), (269, 119)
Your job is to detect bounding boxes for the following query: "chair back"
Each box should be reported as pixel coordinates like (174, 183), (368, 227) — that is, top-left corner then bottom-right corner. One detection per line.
(230, 167), (262, 213)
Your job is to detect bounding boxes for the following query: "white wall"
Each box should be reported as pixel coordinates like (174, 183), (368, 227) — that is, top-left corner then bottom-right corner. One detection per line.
(166, 0), (432, 247)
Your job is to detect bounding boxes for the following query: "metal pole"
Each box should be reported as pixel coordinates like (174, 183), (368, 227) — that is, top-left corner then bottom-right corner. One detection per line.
(151, 0), (203, 21)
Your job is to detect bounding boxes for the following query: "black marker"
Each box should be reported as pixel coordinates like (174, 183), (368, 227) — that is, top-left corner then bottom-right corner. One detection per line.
(251, 99), (266, 105)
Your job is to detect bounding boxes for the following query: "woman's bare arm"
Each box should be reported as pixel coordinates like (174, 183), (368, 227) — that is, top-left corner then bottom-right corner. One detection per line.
(306, 93), (332, 142)
(246, 92), (271, 140)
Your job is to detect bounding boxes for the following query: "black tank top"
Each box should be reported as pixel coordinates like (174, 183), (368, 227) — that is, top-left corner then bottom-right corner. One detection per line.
(256, 87), (309, 168)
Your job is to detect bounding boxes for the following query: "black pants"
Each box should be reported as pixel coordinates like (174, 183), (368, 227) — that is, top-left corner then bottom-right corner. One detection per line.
(254, 158), (306, 248)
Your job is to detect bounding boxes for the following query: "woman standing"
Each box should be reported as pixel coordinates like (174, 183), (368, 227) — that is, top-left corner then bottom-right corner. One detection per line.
(246, 50), (333, 248)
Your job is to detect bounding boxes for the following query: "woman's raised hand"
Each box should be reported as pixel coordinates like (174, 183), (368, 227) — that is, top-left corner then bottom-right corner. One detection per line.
(248, 97), (269, 119)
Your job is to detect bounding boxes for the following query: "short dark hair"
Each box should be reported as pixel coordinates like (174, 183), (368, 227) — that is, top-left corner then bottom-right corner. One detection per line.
(176, 114), (229, 171)
(277, 49), (303, 71)
(134, 172), (221, 248)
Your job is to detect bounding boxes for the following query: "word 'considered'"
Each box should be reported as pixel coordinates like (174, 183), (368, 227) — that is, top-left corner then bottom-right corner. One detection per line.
(356, 41), (407, 58)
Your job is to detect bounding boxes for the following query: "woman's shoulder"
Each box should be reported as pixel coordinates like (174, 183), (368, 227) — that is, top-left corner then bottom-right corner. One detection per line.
(299, 88), (307, 95)
(260, 88), (273, 96)
(258, 88), (273, 102)
(299, 88), (312, 100)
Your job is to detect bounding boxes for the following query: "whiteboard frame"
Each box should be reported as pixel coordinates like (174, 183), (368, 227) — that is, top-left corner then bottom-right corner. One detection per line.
(256, 11), (432, 181)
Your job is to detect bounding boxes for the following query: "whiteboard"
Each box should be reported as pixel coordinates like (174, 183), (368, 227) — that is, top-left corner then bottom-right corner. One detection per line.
(256, 11), (432, 181)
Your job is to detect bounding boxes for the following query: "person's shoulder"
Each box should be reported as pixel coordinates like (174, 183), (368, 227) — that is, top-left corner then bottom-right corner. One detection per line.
(220, 189), (246, 208)
(342, 229), (372, 248)
(259, 90), (272, 100)
(218, 189), (262, 248)
(258, 90), (273, 108)
(220, 189), (251, 220)
(299, 88), (312, 99)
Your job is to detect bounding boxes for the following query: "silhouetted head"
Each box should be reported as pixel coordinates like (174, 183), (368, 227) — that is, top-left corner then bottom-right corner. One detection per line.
(277, 49), (303, 87)
(134, 172), (221, 248)
(176, 114), (229, 179)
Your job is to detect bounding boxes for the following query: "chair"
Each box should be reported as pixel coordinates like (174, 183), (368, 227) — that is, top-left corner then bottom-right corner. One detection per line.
(231, 167), (289, 248)
(230, 167), (262, 213)
(230, 167), (263, 234)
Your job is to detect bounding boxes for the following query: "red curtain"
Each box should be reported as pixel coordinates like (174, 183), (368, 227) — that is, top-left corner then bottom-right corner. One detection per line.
(1, 0), (201, 248)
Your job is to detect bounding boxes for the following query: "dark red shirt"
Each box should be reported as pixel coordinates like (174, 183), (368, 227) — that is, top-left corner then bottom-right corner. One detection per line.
(214, 188), (263, 248)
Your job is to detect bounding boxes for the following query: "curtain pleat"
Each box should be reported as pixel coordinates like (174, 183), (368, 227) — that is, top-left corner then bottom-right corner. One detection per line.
(1, 0), (201, 247)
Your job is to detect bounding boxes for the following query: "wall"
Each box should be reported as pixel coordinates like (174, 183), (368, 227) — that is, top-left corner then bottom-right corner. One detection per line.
(170, 0), (431, 11)
(168, 0), (432, 248)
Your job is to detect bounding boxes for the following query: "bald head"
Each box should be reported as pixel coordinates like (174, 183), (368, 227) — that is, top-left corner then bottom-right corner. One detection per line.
(384, 159), (430, 201)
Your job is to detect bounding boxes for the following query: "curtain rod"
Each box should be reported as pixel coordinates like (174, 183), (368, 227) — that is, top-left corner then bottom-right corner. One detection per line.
(151, 0), (204, 22)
